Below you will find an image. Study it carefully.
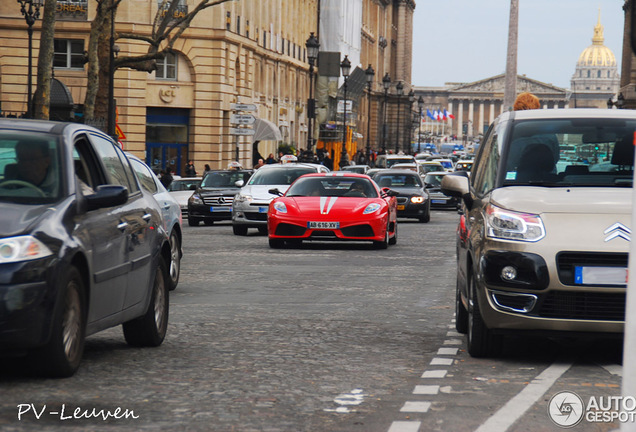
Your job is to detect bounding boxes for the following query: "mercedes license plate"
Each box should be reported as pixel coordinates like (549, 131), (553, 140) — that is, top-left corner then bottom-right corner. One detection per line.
(210, 207), (231, 212)
(308, 221), (339, 229)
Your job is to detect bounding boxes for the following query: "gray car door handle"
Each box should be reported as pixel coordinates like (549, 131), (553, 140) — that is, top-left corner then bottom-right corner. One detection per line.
(117, 222), (128, 231)
(142, 213), (152, 221)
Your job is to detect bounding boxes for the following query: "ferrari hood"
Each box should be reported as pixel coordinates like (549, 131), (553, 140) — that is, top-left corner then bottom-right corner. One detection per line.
(287, 196), (375, 215)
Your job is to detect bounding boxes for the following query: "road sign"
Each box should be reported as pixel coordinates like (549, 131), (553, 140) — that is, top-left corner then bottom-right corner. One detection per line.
(231, 103), (257, 112)
(230, 113), (256, 125)
(337, 100), (353, 113)
(230, 127), (255, 136)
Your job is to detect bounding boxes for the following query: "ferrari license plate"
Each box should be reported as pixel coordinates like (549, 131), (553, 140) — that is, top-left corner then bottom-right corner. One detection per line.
(308, 221), (339, 229)
(397, 204), (405, 210)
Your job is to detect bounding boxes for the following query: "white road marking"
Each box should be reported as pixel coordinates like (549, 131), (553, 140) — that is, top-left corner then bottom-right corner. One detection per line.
(388, 420), (421, 432)
(421, 370), (447, 379)
(443, 338), (463, 345)
(474, 362), (573, 432)
(413, 385), (440, 395)
(446, 331), (463, 337)
(400, 401), (431, 413)
(430, 357), (454, 366)
(437, 347), (459, 356)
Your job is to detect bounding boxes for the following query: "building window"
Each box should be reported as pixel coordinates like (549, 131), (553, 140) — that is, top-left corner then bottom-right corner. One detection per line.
(263, 30), (267, 48)
(53, 39), (85, 69)
(587, 70), (591, 78)
(226, 11), (231, 30)
(236, 16), (240, 34)
(597, 70), (601, 78)
(246, 20), (250, 38)
(157, 52), (177, 80)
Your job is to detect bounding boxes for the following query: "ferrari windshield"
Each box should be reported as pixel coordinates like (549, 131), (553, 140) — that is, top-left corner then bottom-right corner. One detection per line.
(0, 131), (62, 203)
(287, 176), (378, 198)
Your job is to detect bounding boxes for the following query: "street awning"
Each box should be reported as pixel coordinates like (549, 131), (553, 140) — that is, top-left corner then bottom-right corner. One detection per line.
(252, 118), (282, 142)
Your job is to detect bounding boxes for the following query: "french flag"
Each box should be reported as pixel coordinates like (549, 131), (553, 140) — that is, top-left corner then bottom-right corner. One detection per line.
(444, 109), (455, 120)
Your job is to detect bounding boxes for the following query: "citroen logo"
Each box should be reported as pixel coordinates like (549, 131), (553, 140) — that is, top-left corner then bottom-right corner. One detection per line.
(604, 222), (631, 242)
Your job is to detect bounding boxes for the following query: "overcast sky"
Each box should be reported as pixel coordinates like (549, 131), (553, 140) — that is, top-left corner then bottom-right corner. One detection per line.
(411, 0), (625, 89)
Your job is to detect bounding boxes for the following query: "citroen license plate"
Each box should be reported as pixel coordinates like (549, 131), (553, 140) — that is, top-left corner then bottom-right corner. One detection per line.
(575, 266), (627, 285)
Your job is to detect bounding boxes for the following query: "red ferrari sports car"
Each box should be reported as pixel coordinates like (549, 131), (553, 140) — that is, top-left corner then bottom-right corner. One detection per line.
(267, 173), (398, 249)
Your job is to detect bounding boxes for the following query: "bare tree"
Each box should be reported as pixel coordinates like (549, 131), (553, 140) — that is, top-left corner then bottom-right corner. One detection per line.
(84, 0), (234, 126)
(32, 0), (57, 120)
(32, 0), (233, 126)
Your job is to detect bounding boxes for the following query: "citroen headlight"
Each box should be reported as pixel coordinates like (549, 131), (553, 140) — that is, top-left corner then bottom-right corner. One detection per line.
(363, 203), (381, 214)
(273, 202), (287, 213)
(0, 236), (53, 264)
(189, 194), (203, 205)
(486, 204), (545, 242)
(411, 196), (424, 204)
(234, 193), (253, 204)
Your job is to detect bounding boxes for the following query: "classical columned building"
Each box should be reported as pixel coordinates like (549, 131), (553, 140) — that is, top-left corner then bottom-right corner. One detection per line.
(414, 74), (569, 142)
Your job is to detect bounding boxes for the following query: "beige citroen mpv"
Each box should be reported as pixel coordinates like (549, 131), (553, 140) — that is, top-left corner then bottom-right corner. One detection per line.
(442, 108), (634, 357)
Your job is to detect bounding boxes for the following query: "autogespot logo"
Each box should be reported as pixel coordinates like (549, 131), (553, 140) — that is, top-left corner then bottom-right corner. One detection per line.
(548, 391), (584, 428)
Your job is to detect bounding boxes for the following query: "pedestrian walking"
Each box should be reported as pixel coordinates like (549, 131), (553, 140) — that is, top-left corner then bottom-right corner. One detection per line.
(160, 167), (174, 188)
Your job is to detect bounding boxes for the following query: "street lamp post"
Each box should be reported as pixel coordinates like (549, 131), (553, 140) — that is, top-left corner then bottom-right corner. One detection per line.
(365, 64), (375, 165)
(395, 81), (403, 154)
(407, 89), (414, 154)
(17, 0), (43, 119)
(417, 96), (424, 154)
(305, 33), (320, 153)
(340, 55), (351, 168)
(382, 73), (391, 152)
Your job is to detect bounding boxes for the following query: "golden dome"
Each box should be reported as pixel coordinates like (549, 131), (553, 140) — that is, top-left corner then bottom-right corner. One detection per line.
(577, 10), (616, 67)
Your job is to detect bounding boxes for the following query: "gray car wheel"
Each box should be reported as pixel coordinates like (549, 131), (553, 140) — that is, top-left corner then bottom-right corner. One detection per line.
(123, 257), (169, 347)
(168, 231), (181, 291)
(29, 266), (86, 377)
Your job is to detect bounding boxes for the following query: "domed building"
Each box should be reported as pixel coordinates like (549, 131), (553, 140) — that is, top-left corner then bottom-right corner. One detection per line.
(570, 11), (620, 108)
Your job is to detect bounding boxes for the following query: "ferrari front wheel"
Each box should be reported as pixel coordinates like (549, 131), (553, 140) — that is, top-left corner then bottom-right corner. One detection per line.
(389, 222), (397, 246)
(373, 224), (390, 249)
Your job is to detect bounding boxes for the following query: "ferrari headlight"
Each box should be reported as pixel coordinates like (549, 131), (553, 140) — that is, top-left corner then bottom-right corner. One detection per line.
(189, 194), (203, 205)
(411, 196), (424, 204)
(0, 236), (53, 263)
(363, 203), (381, 214)
(486, 204), (545, 242)
(273, 201), (287, 213)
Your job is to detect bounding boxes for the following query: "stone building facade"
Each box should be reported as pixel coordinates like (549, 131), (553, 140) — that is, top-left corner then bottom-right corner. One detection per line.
(414, 75), (568, 143)
(0, 0), (415, 173)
